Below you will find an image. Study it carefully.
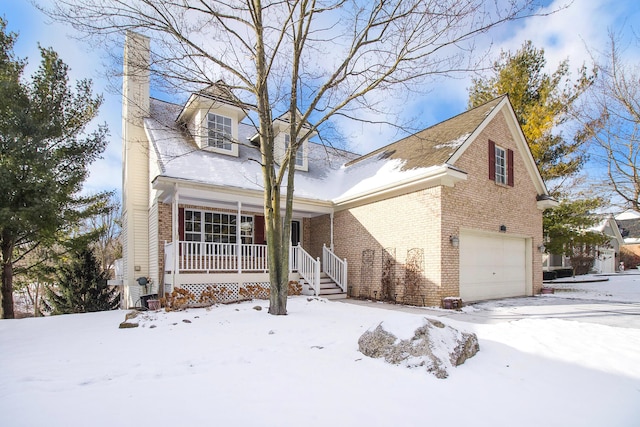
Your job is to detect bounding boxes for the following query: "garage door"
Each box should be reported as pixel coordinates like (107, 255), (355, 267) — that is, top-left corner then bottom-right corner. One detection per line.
(459, 232), (526, 302)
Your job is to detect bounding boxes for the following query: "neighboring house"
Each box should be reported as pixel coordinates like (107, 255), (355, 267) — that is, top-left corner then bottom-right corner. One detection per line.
(616, 210), (640, 269)
(120, 32), (555, 309)
(543, 215), (625, 275)
(616, 210), (640, 245)
(590, 216), (624, 273)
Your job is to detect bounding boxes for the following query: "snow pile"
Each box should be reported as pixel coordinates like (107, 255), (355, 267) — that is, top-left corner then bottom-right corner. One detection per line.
(1, 276), (640, 426)
(358, 317), (479, 378)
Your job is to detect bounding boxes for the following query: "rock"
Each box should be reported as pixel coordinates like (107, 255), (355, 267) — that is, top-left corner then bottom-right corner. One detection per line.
(124, 311), (139, 321)
(118, 321), (139, 329)
(253, 305), (262, 311)
(182, 319), (192, 323)
(119, 311), (140, 328)
(358, 317), (479, 379)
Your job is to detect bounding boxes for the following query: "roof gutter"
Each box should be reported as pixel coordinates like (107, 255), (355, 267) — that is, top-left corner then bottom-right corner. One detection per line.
(333, 164), (467, 211)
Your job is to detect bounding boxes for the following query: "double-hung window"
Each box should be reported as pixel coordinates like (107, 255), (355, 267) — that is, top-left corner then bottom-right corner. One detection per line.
(207, 113), (232, 150)
(284, 134), (304, 167)
(495, 145), (507, 184)
(489, 140), (514, 187)
(185, 209), (254, 245)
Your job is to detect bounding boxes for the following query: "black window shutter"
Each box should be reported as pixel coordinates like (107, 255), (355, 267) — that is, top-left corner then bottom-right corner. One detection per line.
(488, 140), (496, 181)
(507, 149), (514, 187)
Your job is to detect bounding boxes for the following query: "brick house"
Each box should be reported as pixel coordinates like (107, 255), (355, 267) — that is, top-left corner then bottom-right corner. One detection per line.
(119, 32), (556, 309)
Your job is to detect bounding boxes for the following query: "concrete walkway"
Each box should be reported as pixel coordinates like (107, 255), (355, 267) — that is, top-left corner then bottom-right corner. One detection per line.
(339, 296), (640, 329)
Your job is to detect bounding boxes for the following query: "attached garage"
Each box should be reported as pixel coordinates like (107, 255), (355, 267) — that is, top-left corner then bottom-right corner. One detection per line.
(459, 231), (529, 302)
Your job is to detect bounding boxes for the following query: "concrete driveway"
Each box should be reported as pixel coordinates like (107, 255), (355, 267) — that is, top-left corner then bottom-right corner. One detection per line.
(340, 296), (640, 330)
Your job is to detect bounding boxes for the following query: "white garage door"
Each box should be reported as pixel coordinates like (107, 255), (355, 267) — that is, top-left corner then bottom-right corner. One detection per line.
(459, 232), (527, 302)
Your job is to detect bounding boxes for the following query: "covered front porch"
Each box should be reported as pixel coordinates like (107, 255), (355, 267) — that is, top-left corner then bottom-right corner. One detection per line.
(154, 177), (347, 301)
(163, 241), (347, 299)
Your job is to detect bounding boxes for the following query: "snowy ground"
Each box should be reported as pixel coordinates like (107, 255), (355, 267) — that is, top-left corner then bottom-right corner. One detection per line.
(1, 274), (639, 427)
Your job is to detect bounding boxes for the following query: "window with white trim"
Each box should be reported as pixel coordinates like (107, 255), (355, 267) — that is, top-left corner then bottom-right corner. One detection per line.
(185, 209), (253, 244)
(207, 113), (232, 151)
(284, 134), (304, 167)
(495, 145), (507, 184)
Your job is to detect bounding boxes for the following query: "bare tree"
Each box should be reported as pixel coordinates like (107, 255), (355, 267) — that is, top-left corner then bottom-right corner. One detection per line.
(87, 193), (122, 278)
(44, 0), (555, 314)
(577, 30), (640, 212)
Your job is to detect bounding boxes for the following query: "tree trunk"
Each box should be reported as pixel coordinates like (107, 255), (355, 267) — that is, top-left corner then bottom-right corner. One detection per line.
(1, 240), (15, 319)
(265, 185), (290, 315)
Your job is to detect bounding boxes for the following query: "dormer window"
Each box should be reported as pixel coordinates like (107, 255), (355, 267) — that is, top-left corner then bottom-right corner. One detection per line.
(284, 134), (304, 167)
(177, 82), (255, 158)
(208, 113), (232, 151)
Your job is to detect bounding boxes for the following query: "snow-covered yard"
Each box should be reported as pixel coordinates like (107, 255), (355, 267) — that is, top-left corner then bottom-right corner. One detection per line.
(1, 274), (639, 427)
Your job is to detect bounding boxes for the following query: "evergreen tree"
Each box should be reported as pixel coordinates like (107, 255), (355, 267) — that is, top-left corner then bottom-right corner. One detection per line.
(468, 41), (605, 270)
(468, 40), (594, 184)
(0, 18), (109, 318)
(47, 248), (119, 314)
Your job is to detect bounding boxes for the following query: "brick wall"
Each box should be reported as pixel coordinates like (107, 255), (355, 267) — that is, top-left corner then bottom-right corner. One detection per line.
(333, 187), (442, 306)
(332, 108), (544, 306)
(442, 109), (544, 296)
(308, 215), (331, 258)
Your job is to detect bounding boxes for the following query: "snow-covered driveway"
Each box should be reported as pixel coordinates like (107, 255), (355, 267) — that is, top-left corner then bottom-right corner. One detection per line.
(343, 273), (640, 329)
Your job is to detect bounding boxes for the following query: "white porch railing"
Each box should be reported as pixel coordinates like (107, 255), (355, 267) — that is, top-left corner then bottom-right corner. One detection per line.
(164, 241), (337, 297)
(322, 244), (348, 292)
(292, 244), (320, 296)
(163, 241), (269, 272)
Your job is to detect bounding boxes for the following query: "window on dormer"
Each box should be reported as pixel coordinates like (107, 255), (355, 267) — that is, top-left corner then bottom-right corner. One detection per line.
(284, 134), (304, 167)
(207, 113), (232, 151)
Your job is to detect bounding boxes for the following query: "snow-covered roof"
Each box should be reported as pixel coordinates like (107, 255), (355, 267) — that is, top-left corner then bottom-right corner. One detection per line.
(615, 210), (640, 242)
(616, 210), (640, 221)
(348, 96), (503, 170)
(145, 95), (520, 206)
(588, 215), (625, 246)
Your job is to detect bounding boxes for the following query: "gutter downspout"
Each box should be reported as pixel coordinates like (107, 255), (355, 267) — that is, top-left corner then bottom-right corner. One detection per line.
(330, 212), (334, 251)
(172, 184), (179, 290)
(237, 201), (242, 274)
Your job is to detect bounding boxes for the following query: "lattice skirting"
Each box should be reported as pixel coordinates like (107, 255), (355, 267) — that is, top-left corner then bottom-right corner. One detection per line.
(181, 282), (270, 303)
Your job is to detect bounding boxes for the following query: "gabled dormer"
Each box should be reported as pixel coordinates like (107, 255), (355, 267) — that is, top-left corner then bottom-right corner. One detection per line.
(273, 110), (315, 172)
(176, 81), (253, 157)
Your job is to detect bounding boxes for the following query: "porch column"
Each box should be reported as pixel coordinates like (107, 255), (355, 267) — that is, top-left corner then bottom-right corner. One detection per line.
(237, 201), (242, 274)
(172, 185), (179, 287)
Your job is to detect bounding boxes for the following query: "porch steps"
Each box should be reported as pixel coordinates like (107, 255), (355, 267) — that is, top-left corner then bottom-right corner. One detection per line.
(300, 273), (347, 300)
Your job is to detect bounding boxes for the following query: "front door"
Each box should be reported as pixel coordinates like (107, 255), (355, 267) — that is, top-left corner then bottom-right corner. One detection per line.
(291, 220), (301, 246)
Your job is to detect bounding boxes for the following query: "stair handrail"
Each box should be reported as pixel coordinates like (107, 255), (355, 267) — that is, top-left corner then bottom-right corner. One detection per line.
(295, 244), (320, 296)
(322, 244), (348, 292)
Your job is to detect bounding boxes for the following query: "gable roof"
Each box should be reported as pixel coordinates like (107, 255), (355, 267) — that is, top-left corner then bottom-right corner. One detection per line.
(147, 94), (552, 211)
(590, 215), (625, 246)
(348, 96), (503, 170)
(343, 95), (551, 200)
(176, 81), (256, 124)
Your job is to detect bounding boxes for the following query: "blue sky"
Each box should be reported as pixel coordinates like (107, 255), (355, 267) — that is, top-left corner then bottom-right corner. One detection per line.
(1, 1), (639, 201)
